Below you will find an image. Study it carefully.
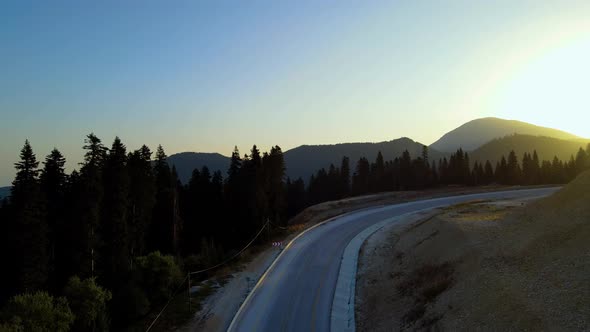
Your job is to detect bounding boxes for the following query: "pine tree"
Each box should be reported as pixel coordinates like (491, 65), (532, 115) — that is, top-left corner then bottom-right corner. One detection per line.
(243, 145), (266, 237)
(101, 137), (130, 288)
(150, 145), (176, 254)
(170, 166), (183, 255)
(575, 147), (589, 175)
(422, 146), (429, 166)
(352, 157), (370, 195)
(476, 161), (483, 186)
(73, 133), (107, 279)
(463, 152), (471, 185)
(340, 157), (351, 198)
(183, 168), (202, 255)
(484, 160), (494, 185)
(531, 151), (541, 184)
(40, 148), (67, 291)
(374, 151), (385, 192)
(224, 146), (245, 245)
(506, 150), (521, 185)
(439, 158), (449, 185)
(209, 170), (225, 240)
(551, 156), (565, 184)
(266, 146), (286, 226)
(399, 150), (412, 189)
(10, 140), (49, 292)
(496, 156), (508, 184)
(127, 145), (156, 259)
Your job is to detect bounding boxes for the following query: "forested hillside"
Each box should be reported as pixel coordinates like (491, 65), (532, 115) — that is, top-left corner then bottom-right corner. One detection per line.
(470, 134), (590, 166)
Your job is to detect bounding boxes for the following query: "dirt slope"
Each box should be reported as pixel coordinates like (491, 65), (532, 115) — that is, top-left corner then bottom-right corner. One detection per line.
(357, 171), (590, 331)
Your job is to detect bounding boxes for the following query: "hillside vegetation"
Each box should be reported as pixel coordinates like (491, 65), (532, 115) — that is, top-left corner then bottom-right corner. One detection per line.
(470, 134), (590, 165)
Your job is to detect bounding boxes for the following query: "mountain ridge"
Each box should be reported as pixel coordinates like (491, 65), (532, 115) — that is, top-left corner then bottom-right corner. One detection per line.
(430, 117), (582, 152)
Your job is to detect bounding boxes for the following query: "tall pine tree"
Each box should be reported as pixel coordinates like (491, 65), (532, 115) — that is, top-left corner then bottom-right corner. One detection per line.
(10, 140), (48, 292)
(40, 148), (67, 291)
(101, 137), (130, 288)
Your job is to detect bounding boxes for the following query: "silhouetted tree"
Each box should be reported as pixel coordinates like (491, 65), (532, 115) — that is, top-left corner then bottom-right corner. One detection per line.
(100, 137), (130, 288)
(352, 157), (370, 195)
(506, 150), (522, 185)
(370, 151), (385, 192)
(72, 133), (107, 279)
(9, 140), (48, 293)
(340, 156), (351, 198)
(575, 147), (589, 175)
(495, 156), (508, 185)
(265, 146), (286, 227)
(40, 148), (67, 291)
(127, 145), (156, 259)
(399, 150), (412, 189)
(484, 160), (494, 185)
(224, 146), (245, 245)
(150, 145), (177, 255)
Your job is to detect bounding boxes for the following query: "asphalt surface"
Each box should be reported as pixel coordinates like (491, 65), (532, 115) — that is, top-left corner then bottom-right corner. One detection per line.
(227, 187), (559, 332)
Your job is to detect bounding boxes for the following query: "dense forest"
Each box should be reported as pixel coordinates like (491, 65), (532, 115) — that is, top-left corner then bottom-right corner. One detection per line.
(1, 134), (589, 331)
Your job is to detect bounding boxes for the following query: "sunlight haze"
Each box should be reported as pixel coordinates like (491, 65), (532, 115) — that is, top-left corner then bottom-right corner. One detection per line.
(1, 1), (590, 186)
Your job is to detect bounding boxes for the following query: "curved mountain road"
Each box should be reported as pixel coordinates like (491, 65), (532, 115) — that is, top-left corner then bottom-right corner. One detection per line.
(227, 187), (559, 332)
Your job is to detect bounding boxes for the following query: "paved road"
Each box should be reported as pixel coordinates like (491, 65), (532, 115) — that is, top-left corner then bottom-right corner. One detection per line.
(227, 188), (559, 332)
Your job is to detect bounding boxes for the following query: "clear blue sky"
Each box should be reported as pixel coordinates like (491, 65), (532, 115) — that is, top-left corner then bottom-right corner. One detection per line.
(2, 1), (590, 186)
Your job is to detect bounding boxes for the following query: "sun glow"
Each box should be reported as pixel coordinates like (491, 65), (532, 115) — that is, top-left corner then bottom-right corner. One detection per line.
(492, 32), (590, 137)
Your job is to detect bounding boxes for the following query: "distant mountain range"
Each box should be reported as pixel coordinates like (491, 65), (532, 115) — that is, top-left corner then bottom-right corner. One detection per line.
(469, 134), (590, 165)
(163, 117), (587, 184)
(430, 117), (582, 152)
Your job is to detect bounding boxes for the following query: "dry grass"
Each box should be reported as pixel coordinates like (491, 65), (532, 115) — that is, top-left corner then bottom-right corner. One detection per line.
(396, 262), (454, 328)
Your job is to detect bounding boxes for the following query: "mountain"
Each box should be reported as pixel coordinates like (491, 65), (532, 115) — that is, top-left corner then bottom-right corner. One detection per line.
(167, 152), (231, 184)
(0, 186), (10, 199)
(283, 138), (446, 182)
(469, 134), (590, 165)
(430, 117), (582, 152)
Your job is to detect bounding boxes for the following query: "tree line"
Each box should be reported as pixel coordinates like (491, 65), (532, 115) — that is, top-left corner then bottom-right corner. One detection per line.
(1, 135), (588, 330)
(300, 145), (590, 204)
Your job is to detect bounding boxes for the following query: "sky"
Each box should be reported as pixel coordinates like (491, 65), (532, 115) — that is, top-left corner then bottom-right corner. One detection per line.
(1, 1), (590, 186)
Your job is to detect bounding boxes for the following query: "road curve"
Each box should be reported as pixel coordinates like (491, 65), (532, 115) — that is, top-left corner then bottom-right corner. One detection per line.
(227, 187), (559, 332)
